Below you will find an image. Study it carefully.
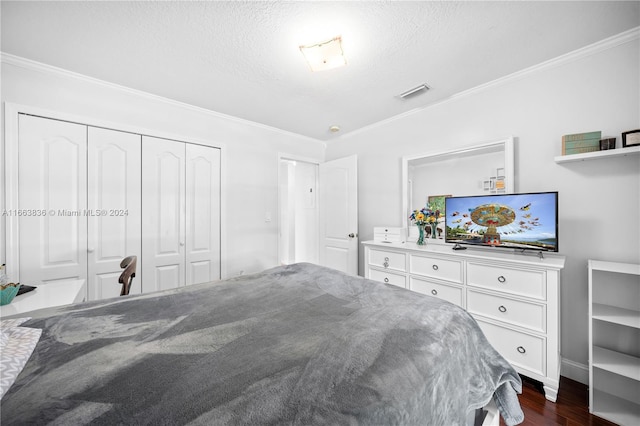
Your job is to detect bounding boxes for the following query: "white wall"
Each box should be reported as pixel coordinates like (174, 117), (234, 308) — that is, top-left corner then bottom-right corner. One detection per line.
(326, 35), (640, 383)
(0, 56), (325, 278)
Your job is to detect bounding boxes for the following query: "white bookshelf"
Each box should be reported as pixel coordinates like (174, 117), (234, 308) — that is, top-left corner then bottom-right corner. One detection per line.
(555, 145), (640, 163)
(589, 260), (640, 425)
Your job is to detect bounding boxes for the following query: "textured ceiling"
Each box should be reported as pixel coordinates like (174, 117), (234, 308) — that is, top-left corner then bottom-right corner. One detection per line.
(2, 1), (639, 141)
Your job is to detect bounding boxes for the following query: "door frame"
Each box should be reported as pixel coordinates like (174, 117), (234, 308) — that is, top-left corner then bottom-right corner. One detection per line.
(276, 152), (322, 265)
(2, 102), (227, 281)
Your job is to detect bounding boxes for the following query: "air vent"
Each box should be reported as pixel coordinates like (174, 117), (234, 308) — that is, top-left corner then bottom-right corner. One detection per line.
(398, 84), (430, 99)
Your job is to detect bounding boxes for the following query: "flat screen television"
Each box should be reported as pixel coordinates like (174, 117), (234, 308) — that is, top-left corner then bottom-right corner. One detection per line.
(444, 191), (558, 252)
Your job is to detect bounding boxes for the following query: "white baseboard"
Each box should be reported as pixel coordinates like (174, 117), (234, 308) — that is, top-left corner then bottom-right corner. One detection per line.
(561, 357), (589, 385)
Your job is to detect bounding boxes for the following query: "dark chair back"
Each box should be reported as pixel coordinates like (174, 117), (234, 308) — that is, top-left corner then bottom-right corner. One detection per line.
(118, 256), (137, 296)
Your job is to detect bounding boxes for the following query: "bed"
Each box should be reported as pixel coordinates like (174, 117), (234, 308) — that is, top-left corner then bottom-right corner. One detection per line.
(1, 262), (523, 425)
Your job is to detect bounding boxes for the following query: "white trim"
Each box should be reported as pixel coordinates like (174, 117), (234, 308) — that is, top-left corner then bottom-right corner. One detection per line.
(334, 26), (640, 141)
(0, 53), (325, 148)
(3, 102), (228, 282)
(561, 357), (589, 386)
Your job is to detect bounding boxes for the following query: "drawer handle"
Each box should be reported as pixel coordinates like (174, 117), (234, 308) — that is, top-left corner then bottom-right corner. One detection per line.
(431, 289), (438, 296)
(383, 261), (389, 268)
(517, 346), (526, 354)
(432, 264), (439, 271)
(497, 275), (506, 283)
(384, 257), (389, 261)
(384, 278), (389, 283)
(498, 305), (507, 313)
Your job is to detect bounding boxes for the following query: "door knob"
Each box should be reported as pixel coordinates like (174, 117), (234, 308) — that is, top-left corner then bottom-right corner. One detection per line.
(348, 233), (356, 238)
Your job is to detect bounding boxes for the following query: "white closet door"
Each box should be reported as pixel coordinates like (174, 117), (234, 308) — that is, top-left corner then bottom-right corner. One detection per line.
(142, 136), (186, 292)
(87, 127), (142, 300)
(186, 144), (221, 285)
(18, 115), (88, 285)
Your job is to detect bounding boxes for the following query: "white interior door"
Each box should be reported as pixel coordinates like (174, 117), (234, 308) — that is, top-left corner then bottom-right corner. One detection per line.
(87, 127), (142, 300)
(142, 136), (186, 292)
(18, 114), (88, 285)
(185, 144), (221, 285)
(319, 155), (358, 275)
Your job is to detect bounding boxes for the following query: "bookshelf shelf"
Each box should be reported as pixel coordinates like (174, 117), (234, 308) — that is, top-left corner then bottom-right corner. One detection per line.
(554, 145), (640, 163)
(589, 260), (640, 425)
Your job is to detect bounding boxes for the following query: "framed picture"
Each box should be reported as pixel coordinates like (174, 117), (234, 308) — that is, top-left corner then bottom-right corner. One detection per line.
(427, 194), (451, 212)
(622, 129), (640, 148)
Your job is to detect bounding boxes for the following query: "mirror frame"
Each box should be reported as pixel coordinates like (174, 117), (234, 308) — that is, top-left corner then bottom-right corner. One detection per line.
(401, 137), (515, 240)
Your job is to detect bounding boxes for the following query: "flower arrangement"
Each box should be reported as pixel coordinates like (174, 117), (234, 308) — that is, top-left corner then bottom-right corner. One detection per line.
(409, 205), (441, 245)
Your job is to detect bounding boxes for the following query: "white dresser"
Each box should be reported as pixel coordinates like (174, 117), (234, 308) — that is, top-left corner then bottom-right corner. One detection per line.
(363, 240), (566, 402)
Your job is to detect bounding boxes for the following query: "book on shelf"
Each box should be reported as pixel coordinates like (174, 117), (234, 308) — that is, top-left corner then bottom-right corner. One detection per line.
(562, 136), (601, 155)
(563, 145), (600, 155)
(562, 131), (602, 142)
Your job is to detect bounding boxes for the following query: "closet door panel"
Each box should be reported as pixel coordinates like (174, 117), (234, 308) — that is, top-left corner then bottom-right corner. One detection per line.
(18, 115), (88, 285)
(142, 136), (186, 292)
(186, 144), (221, 285)
(87, 127), (142, 300)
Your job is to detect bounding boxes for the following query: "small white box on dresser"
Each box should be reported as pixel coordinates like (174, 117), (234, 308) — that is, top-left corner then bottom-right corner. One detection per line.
(373, 227), (406, 243)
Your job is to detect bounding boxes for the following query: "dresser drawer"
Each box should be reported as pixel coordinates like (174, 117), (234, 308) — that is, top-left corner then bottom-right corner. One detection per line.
(409, 277), (463, 307)
(409, 255), (463, 284)
(368, 249), (406, 272)
(475, 319), (545, 376)
(467, 290), (545, 333)
(369, 268), (406, 288)
(467, 263), (545, 300)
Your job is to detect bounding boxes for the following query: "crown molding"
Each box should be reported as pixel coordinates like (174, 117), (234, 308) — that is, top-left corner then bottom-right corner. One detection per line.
(335, 26), (640, 141)
(0, 52), (326, 147)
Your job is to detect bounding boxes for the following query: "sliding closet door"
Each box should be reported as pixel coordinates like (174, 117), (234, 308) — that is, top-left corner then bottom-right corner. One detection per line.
(142, 136), (186, 292)
(185, 144), (221, 284)
(87, 127), (142, 300)
(18, 115), (88, 285)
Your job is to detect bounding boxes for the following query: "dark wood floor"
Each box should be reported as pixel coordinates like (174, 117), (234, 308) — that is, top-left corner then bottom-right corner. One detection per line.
(500, 376), (618, 426)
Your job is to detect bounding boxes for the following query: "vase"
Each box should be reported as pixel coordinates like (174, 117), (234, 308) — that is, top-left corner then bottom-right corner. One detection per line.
(416, 225), (425, 245)
(430, 222), (437, 239)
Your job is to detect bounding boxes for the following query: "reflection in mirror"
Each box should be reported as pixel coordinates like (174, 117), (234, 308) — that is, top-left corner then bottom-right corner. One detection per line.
(402, 137), (514, 242)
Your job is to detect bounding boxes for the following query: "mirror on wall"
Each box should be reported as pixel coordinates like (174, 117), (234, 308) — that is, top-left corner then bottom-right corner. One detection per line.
(401, 137), (515, 242)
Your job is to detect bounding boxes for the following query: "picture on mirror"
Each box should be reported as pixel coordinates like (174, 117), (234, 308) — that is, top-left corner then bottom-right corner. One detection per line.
(427, 195), (451, 240)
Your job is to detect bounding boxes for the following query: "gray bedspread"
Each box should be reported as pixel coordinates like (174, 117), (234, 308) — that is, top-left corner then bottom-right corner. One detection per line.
(1, 263), (523, 425)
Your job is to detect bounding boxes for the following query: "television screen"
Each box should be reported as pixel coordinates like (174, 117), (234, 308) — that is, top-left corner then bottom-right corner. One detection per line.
(445, 192), (558, 252)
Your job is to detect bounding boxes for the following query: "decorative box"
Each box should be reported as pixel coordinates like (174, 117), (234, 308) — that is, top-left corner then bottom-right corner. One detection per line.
(373, 227), (406, 243)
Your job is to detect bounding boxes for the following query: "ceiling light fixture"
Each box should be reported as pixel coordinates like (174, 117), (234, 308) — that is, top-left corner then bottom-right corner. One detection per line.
(329, 125), (341, 133)
(299, 36), (347, 72)
(398, 84), (431, 99)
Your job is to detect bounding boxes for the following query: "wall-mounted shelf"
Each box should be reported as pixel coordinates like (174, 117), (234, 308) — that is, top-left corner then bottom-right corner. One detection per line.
(555, 146), (640, 163)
